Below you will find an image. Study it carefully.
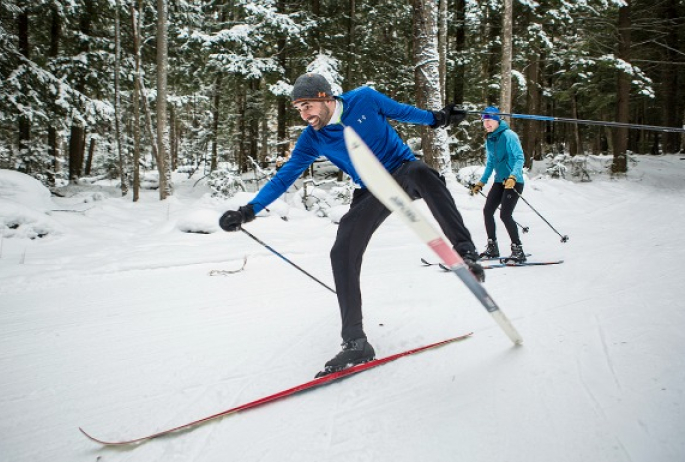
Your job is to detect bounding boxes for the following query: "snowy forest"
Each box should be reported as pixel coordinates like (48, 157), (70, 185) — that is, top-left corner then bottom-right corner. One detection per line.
(1, 0), (684, 200)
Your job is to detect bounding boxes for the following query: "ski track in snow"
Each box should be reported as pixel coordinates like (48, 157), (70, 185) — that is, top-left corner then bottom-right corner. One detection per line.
(593, 313), (622, 390)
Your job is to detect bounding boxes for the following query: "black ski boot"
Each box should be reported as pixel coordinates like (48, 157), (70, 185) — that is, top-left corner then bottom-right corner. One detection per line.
(479, 239), (499, 259)
(462, 250), (485, 283)
(505, 243), (527, 263)
(315, 338), (376, 378)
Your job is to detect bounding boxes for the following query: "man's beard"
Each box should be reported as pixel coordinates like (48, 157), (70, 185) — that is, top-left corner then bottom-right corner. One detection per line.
(309, 105), (331, 130)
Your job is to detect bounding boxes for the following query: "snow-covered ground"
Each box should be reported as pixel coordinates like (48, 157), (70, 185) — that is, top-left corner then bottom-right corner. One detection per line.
(1, 155), (684, 462)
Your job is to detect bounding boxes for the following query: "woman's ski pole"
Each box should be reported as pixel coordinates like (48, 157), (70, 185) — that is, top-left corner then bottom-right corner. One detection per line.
(512, 189), (569, 243)
(466, 183), (529, 233)
(464, 110), (685, 134)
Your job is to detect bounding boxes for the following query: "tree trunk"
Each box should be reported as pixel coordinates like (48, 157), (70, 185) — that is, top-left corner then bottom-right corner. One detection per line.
(47, 4), (61, 186)
(612, 1), (631, 174)
(47, 128), (58, 184)
(211, 73), (222, 172)
(311, 0), (321, 51)
(681, 107), (685, 153)
(130, 3), (142, 201)
(170, 104), (178, 171)
(18, 7), (31, 173)
(248, 80), (259, 165)
(570, 92), (582, 156)
(522, 53), (540, 167)
(660, 0), (680, 153)
(69, 127), (85, 181)
(156, 0), (172, 199)
(84, 136), (95, 175)
(346, 0), (356, 89)
(276, 0), (288, 159)
(499, 0), (513, 114)
(413, 0), (449, 173)
(485, 8), (501, 104)
(69, 0), (94, 183)
(132, 76), (141, 201)
(452, 0), (466, 105)
(277, 98), (288, 157)
(236, 83), (247, 171)
(114, 0), (128, 196)
(131, 0), (158, 170)
(438, 0), (447, 103)
(260, 80), (269, 167)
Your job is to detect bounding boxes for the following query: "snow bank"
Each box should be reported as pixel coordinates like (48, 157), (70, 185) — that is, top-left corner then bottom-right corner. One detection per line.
(0, 169), (63, 239)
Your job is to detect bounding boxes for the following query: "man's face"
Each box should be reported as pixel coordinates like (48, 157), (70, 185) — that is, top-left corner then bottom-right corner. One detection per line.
(482, 118), (499, 133)
(293, 100), (335, 131)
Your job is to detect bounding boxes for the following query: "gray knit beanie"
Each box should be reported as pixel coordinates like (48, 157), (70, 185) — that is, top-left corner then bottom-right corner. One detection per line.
(291, 73), (334, 103)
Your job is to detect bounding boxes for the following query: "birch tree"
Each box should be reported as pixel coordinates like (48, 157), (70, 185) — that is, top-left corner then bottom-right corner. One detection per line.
(413, 0), (449, 174)
(612, 0), (631, 174)
(113, 0), (128, 196)
(157, 0), (172, 199)
(130, 2), (142, 201)
(17, 3), (31, 172)
(499, 0), (513, 114)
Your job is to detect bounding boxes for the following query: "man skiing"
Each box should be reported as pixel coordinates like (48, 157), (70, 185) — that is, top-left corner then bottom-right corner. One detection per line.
(219, 73), (483, 376)
(471, 106), (527, 263)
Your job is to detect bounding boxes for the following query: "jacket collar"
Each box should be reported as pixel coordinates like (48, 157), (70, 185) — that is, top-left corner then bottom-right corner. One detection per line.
(488, 119), (510, 140)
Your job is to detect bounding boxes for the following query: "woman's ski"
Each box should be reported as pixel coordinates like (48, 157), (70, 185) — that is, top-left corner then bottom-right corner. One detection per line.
(421, 257), (563, 271)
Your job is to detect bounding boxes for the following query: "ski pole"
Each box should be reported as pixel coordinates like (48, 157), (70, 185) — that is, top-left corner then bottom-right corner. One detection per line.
(240, 228), (337, 294)
(512, 189), (569, 243)
(465, 183), (529, 233)
(464, 110), (685, 134)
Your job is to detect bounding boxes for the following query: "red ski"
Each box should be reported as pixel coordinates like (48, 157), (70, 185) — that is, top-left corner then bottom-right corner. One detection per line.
(80, 332), (472, 446)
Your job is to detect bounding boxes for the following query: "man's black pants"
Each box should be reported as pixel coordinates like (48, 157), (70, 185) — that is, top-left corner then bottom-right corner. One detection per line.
(330, 161), (476, 342)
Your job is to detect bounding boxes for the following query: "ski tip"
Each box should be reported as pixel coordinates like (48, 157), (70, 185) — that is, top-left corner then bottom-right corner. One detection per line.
(79, 427), (146, 446)
(79, 427), (106, 444)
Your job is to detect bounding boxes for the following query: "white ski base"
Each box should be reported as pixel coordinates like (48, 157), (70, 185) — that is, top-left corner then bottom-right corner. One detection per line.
(344, 126), (523, 345)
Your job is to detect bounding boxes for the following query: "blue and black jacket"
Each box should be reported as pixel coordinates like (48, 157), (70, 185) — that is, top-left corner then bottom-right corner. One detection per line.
(249, 86), (435, 214)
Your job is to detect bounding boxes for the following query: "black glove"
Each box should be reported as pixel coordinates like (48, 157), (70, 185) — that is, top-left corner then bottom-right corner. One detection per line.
(431, 103), (455, 128)
(431, 104), (467, 128)
(450, 107), (467, 125)
(219, 204), (255, 232)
